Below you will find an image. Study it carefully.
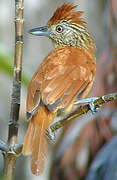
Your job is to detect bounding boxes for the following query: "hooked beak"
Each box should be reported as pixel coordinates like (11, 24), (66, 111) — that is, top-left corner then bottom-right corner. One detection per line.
(28, 26), (52, 37)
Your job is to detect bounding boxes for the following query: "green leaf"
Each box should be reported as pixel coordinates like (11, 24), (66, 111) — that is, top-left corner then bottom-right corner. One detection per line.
(0, 52), (29, 86)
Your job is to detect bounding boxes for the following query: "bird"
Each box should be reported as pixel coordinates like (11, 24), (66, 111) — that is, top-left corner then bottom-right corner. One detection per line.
(22, 3), (96, 176)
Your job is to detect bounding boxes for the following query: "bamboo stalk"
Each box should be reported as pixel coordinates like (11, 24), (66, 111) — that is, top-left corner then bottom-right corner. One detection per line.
(3, 0), (24, 179)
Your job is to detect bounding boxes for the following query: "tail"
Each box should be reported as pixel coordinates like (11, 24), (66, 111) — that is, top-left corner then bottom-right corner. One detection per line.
(22, 106), (56, 175)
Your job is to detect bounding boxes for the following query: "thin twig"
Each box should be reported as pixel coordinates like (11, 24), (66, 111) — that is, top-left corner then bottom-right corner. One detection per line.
(1, 91), (116, 175)
(0, 140), (9, 152)
(3, 0), (24, 179)
(50, 92), (117, 132)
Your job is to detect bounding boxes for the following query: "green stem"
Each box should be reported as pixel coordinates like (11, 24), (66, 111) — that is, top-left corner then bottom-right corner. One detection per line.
(50, 92), (117, 132)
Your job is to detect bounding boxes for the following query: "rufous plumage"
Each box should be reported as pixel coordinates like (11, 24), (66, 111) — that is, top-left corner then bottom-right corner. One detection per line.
(22, 3), (96, 175)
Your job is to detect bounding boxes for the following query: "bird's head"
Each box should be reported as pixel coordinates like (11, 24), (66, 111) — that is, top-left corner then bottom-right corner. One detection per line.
(29, 4), (96, 52)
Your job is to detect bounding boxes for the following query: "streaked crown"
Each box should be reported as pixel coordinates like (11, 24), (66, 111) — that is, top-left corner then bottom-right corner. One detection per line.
(48, 4), (86, 26)
(47, 4), (96, 51)
(29, 4), (96, 52)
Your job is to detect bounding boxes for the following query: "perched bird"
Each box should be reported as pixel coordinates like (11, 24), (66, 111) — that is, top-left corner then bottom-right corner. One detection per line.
(22, 3), (96, 175)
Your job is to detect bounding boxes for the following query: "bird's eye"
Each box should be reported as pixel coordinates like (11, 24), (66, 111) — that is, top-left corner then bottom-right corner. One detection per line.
(56, 25), (64, 33)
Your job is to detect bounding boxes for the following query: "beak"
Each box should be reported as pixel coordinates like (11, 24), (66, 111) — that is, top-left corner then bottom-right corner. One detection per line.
(28, 26), (52, 37)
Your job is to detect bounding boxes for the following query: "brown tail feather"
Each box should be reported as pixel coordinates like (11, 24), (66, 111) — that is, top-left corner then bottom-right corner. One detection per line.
(22, 106), (56, 175)
(22, 119), (35, 155)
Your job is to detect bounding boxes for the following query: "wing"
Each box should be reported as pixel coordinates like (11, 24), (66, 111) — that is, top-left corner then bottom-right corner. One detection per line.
(27, 47), (96, 117)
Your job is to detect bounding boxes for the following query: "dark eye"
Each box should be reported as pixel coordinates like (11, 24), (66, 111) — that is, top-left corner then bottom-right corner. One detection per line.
(56, 25), (64, 33)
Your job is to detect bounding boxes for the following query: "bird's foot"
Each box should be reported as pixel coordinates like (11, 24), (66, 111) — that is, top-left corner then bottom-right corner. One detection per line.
(88, 99), (102, 114)
(45, 127), (55, 141)
(74, 97), (101, 114)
